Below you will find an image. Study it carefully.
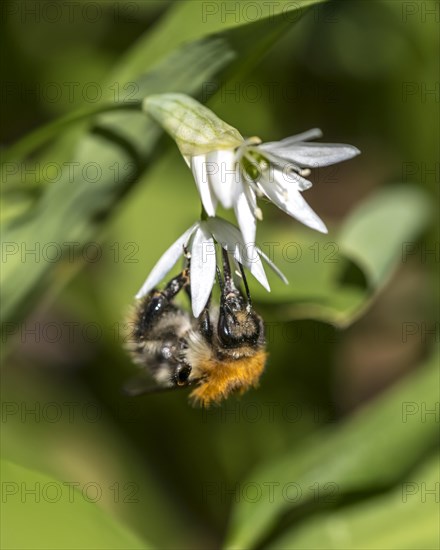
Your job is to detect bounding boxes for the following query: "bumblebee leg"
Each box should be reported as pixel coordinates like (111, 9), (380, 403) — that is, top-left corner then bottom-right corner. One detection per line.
(237, 262), (252, 306)
(216, 265), (223, 292)
(221, 248), (252, 305)
(221, 248), (233, 290)
(221, 248), (240, 295)
(183, 244), (191, 264)
(161, 268), (190, 300)
(182, 244), (192, 301)
(199, 301), (213, 342)
(134, 269), (190, 340)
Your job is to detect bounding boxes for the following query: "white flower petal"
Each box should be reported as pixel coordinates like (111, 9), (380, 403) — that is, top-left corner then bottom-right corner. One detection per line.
(191, 154), (217, 216)
(234, 191), (257, 246)
(206, 149), (240, 209)
(295, 177), (313, 191)
(190, 224), (217, 317)
(236, 244), (270, 292)
(261, 128), (323, 147)
(259, 142), (360, 168)
(207, 217), (270, 292)
(260, 170), (328, 234)
(256, 247), (288, 284)
(242, 179), (258, 212)
(135, 224), (198, 299)
(267, 165), (314, 192)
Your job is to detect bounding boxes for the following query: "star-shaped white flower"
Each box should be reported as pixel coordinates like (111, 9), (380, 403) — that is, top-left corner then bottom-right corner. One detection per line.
(136, 217), (286, 318)
(189, 128), (360, 242)
(143, 94), (360, 243)
(144, 94), (360, 243)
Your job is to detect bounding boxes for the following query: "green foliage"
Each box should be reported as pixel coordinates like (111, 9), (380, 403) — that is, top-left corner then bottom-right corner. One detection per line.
(1, 460), (150, 550)
(252, 184), (431, 326)
(225, 352), (439, 548)
(268, 453), (439, 549)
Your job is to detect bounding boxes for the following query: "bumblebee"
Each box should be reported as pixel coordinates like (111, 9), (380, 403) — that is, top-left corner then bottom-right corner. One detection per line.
(125, 250), (267, 406)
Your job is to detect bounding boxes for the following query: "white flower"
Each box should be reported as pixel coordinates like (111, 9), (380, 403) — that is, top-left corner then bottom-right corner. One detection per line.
(135, 217), (287, 318)
(143, 94), (360, 242)
(190, 128), (361, 241)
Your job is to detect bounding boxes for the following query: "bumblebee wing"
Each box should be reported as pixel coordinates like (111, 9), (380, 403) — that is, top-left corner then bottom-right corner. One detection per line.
(123, 373), (168, 396)
(123, 372), (190, 397)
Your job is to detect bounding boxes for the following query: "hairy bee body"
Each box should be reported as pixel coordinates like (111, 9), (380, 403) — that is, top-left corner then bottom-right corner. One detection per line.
(126, 259), (267, 406)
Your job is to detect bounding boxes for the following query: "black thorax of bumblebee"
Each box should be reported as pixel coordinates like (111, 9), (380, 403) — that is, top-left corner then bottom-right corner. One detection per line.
(126, 248), (265, 393)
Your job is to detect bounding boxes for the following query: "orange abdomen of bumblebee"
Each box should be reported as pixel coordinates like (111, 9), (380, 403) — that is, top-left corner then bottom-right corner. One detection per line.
(190, 350), (267, 407)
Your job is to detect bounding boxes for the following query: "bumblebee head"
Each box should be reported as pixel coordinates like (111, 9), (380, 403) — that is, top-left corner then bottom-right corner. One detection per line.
(218, 289), (262, 349)
(216, 249), (264, 351)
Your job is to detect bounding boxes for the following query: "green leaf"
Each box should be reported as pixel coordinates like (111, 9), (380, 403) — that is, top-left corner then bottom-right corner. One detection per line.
(2, 103), (141, 165)
(109, 0), (324, 86)
(1, 364), (200, 547)
(1, 0), (324, 325)
(338, 184), (432, 287)
(251, 184), (431, 327)
(1, 459), (150, 550)
(268, 453), (440, 549)
(224, 351), (439, 549)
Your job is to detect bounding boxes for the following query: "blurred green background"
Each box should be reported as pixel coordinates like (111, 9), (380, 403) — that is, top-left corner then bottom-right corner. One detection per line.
(1, 1), (439, 549)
